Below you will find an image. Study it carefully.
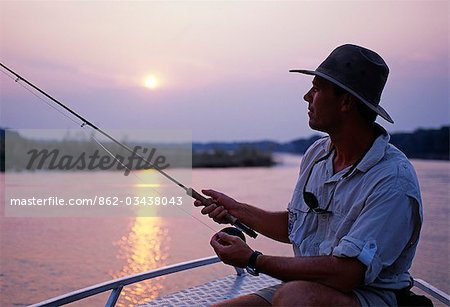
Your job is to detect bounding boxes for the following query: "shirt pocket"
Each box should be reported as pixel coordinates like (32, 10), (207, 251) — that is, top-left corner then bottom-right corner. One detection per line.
(287, 205), (309, 245)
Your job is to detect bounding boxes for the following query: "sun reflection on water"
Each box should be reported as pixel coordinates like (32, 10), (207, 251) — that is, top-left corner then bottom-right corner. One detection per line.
(111, 170), (170, 306)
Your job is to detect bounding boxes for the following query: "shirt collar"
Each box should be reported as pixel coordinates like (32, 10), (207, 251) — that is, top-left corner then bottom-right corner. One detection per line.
(357, 124), (390, 173)
(320, 124), (390, 175)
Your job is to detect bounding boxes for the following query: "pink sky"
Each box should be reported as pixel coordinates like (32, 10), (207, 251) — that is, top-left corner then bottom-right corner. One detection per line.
(1, 1), (448, 142)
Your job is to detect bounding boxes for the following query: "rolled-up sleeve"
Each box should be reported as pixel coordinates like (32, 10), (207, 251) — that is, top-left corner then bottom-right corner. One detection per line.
(332, 186), (418, 285)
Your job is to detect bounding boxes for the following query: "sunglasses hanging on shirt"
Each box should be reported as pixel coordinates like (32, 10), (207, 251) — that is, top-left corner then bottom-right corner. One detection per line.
(302, 148), (366, 214)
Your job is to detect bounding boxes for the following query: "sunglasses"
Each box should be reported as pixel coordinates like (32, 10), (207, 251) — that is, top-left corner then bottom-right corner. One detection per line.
(303, 148), (363, 214)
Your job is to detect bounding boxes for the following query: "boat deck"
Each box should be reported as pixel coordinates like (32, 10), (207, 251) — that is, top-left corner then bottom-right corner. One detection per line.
(141, 273), (280, 306)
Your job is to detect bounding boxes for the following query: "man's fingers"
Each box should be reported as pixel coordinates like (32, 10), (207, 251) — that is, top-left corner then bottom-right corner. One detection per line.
(208, 206), (225, 219)
(215, 209), (229, 222)
(202, 189), (221, 199)
(193, 189), (232, 224)
(216, 232), (235, 244)
(210, 233), (224, 250)
(200, 203), (217, 215)
(193, 197), (215, 208)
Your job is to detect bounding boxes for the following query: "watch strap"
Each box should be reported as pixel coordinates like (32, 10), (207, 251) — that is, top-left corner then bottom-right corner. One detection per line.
(247, 250), (262, 271)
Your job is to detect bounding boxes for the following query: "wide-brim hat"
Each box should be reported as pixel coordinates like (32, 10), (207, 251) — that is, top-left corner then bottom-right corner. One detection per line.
(290, 44), (394, 123)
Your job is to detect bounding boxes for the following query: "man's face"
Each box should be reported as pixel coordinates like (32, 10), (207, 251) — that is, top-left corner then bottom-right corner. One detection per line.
(303, 76), (343, 133)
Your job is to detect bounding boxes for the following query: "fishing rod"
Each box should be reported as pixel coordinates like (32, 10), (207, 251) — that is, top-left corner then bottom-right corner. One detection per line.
(0, 62), (258, 239)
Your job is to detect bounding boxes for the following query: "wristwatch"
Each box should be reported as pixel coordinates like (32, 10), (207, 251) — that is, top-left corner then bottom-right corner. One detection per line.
(246, 250), (262, 276)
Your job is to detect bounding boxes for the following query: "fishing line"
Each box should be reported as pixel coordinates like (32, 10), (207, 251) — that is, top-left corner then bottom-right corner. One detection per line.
(0, 63), (256, 238)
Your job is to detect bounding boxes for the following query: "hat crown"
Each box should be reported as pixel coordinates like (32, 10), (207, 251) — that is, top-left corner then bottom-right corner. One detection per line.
(316, 44), (389, 106)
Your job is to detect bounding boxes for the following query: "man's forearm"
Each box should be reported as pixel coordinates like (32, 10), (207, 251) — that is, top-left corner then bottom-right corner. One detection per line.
(232, 203), (289, 243)
(256, 254), (366, 292)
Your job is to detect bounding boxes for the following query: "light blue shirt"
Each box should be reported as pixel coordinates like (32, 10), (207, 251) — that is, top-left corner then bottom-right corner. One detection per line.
(288, 126), (422, 289)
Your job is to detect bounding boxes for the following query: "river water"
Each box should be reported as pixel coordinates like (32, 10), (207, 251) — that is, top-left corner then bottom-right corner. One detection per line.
(0, 154), (449, 306)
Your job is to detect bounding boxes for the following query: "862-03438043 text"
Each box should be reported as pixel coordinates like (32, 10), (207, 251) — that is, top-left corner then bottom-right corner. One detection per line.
(8, 196), (184, 207)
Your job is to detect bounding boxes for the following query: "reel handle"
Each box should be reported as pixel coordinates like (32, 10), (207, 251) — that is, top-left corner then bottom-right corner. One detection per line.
(187, 188), (258, 238)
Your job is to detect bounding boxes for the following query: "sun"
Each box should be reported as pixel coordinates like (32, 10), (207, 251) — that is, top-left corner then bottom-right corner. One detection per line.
(144, 75), (159, 90)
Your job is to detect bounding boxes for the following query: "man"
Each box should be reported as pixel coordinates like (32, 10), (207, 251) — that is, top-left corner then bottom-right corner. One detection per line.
(195, 44), (423, 306)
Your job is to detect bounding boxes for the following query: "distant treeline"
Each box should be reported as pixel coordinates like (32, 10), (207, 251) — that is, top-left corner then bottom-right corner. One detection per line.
(0, 125), (448, 172)
(389, 127), (449, 160)
(192, 146), (274, 168)
(192, 125), (449, 161)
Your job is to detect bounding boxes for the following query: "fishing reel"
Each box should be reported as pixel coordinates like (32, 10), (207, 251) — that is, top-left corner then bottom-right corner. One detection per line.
(220, 226), (246, 242)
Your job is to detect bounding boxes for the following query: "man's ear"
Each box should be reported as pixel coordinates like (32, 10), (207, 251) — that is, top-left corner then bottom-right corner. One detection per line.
(340, 93), (356, 113)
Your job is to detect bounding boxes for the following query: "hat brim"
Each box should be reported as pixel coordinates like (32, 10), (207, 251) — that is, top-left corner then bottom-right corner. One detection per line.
(289, 69), (394, 124)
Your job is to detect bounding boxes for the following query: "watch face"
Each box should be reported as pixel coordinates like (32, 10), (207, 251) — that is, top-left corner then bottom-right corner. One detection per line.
(246, 266), (259, 276)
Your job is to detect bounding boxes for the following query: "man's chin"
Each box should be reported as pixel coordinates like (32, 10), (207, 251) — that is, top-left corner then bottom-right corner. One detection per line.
(308, 121), (326, 133)
(308, 120), (318, 130)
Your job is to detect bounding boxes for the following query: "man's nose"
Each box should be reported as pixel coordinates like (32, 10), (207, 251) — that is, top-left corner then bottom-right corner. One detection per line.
(303, 88), (312, 103)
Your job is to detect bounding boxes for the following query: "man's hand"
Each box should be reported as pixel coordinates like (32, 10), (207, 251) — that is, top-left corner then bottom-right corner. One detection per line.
(194, 189), (290, 243)
(194, 189), (240, 224)
(210, 232), (253, 268)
